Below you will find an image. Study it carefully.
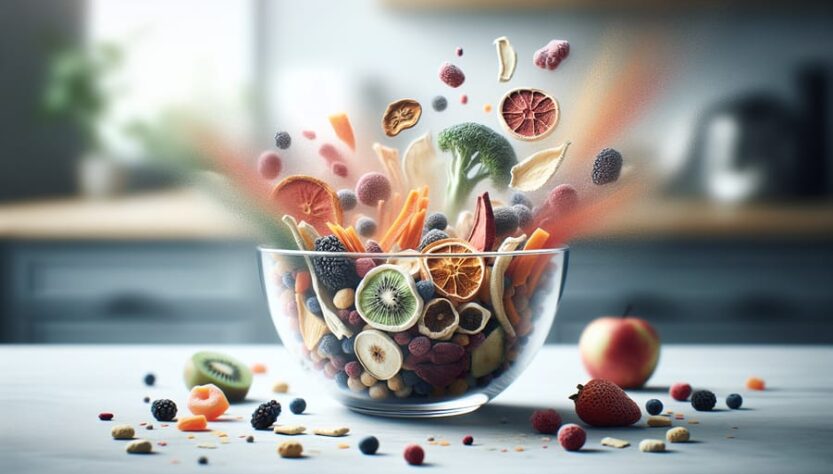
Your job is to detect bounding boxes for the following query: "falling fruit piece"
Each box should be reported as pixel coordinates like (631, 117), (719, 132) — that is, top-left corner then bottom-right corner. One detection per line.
(401, 132), (438, 191)
(382, 99), (422, 137)
(489, 235), (525, 338)
(466, 192), (496, 252)
(328, 113), (356, 151)
(419, 238), (485, 303)
(509, 142), (571, 192)
(271, 175), (343, 234)
(494, 36), (517, 83)
(499, 88), (560, 142)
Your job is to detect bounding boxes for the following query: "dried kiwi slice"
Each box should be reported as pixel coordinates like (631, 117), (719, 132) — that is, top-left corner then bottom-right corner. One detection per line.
(355, 264), (423, 332)
(184, 351), (252, 402)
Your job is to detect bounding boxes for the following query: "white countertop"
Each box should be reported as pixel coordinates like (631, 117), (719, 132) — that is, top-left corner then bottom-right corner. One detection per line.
(2, 344), (832, 473)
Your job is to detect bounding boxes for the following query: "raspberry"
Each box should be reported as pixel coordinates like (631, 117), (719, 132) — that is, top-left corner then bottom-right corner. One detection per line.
(557, 424), (586, 451)
(460, 94), (468, 105)
(257, 151), (282, 180)
(365, 241), (383, 254)
(432, 95), (448, 112)
(355, 258), (376, 278)
(530, 409), (562, 434)
(670, 382), (692, 401)
(344, 361), (362, 378)
(403, 444), (425, 465)
(302, 130), (316, 140)
(547, 184), (578, 215)
(274, 131), (291, 150)
(645, 399), (663, 416)
(438, 62), (465, 88)
(98, 412), (114, 421)
(393, 331), (413, 346)
(331, 162), (349, 177)
(408, 336), (431, 357)
(533, 39), (570, 71)
(462, 435), (473, 445)
(347, 310), (363, 327)
(356, 172), (392, 206)
(455, 47), (464, 57)
(151, 399), (177, 422)
(726, 393), (743, 409)
(691, 390), (716, 411)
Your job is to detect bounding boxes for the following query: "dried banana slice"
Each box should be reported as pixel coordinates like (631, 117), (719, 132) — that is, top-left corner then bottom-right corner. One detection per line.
(510, 142), (571, 192)
(494, 36), (517, 83)
(489, 234), (526, 338)
(401, 132), (439, 191)
(282, 215), (352, 340)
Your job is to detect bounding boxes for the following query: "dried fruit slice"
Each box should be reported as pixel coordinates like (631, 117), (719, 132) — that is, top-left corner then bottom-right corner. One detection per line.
(386, 249), (421, 279)
(328, 113), (356, 151)
(471, 327), (505, 378)
(401, 132), (438, 190)
(355, 264), (423, 332)
(494, 36), (517, 83)
(489, 234), (526, 338)
(466, 192), (495, 252)
(509, 142), (571, 192)
(418, 298), (460, 340)
(382, 99), (422, 137)
(271, 176), (343, 234)
(420, 238), (486, 303)
(296, 292), (330, 351)
(499, 88), (560, 142)
(354, 329), (403, 381)
(456, 302), (491, 335)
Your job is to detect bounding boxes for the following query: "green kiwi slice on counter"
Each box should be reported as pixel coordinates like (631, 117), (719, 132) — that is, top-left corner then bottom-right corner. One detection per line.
(184, 351), (252, 402)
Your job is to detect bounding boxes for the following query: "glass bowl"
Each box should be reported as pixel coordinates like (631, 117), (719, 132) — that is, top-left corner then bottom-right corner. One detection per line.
(258, 245), (568, 417)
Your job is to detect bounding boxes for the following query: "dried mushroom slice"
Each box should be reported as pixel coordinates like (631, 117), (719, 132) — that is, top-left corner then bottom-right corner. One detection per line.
(382, 99), (422, 137)
(418, 298), (460, 340)
(456, 302), (491, 335)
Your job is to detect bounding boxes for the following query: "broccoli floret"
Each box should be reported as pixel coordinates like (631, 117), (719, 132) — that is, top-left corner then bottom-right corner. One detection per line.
(437, 122), (517, 217)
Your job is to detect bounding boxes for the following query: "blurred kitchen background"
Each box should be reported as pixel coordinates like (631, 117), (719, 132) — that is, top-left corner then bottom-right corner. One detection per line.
(1, 0), (832, 344)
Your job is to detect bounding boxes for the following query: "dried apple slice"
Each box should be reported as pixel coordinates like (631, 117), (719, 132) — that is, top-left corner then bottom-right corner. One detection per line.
(494, 36), (517, 83)
(509, 142), (571, 192)
(401, 132), (439, 191)
(489, 234), (526, 338)
(466, 192), (495, 252)
(498, 88), (560, 142)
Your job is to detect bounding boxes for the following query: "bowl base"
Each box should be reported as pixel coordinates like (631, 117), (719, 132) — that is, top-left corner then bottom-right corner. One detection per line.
(343, 393), (489, 418)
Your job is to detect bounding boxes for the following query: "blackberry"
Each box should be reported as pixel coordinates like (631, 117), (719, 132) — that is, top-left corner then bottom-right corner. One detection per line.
(691, 390), (717, 411)
(144, 373), (156, 386)
(365, 240), (383, 254)
(312, 235), (359, 291)
(591, 147), (623, 185)
(645, 398), (663, 416)
(493, 207), (519, 235)
(274, 131), (292, 150)
(337, 189), (357, 211)
(513, 204), (533, 229)
(726, 393), (743, 409)
(424, 212), (448, 232)
(151, 399), (177, 422)
(415, 280), (435, 302)
(289, 398), (307, 414)
(318, 334), (342, 357)
(251, 400), (281, 430)
(359, 436), (379, 455)
(418, 229), (448, 251)
(432, 95), (448, 112)
(510, 192), (533, 209)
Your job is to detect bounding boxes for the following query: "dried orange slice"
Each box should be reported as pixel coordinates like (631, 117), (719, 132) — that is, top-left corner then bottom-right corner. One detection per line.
(419, 238), (485, 303)
(270, 175), (343, 234)
(498, 87), (559, 141)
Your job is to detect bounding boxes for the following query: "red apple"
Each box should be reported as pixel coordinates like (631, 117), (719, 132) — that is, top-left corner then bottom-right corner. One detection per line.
(578, 316), (660, 389)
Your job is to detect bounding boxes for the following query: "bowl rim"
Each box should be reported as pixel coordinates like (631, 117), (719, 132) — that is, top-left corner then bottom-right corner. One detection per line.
(257, 245), (569, 259)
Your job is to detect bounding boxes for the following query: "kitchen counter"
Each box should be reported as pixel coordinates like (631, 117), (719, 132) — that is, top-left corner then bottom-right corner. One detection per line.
(2, 345), (832, 473)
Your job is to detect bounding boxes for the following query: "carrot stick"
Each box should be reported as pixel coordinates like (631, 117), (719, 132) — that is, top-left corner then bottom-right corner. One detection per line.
(379, 189), (419, 251)
(327, 223), (354, 252)
(328, 112), (356, 151)
(503, 295), (522, 327)
(376, 200), (386, 231)
(346, 226), (366, 253)
(408, 209), (427, 249)
(509, 228), (550, 286)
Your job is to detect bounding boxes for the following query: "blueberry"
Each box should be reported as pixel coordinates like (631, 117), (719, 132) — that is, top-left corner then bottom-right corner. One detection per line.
(274, 131), (292, 150)
(401, 371), (421, 387)
(726, 393), (743, 409)
(337, 189), (357, 211)
(424, 212), (448, 231)
(645, 398), (663, 416)
(415, 280), (435, 302)
(510, 192), (533, 209)
(281, 272), (295, 290)
(358, 436), (379, 455)
(432, 95), (448, 112)
(357, 217), (377, 238)
(413, 381), (432, 396)
(289, 398), (306, 414)
(306, 297), (322, 315)
(318, 334), (342, 357)
(341, 337), (355, 355)
(513, 204), (533, 228)
(143, 373), (156, 386)
(334, 371), (349, 388)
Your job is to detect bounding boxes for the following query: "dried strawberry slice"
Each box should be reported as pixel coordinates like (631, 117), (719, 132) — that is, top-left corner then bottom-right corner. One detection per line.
(499, 88), (559, 141)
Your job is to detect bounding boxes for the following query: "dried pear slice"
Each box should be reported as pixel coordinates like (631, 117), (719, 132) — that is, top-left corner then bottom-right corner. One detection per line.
(494, 36), (517, 83)
(471, 326), (505, 378)
(509, 142), (571, 192)
(282, 215), (352, 340)
(401, 132), (439, 191)
(456, 302), (492, 335)
(354, 329), (403, 381)
(489, 234), (526, 338)
(373, 143), (407, 193)
(296, 293), (329, 351)
(418, 298), (460, 340)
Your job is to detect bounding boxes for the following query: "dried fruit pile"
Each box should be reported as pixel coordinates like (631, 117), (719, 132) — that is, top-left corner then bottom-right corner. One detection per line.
(257, 37), (627, 403)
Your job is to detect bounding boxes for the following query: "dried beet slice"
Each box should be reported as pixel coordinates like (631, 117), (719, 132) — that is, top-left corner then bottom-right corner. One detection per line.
(466, 192), (496, 252)
(499, 88), (560, 141)
(270, 175), (343, 234)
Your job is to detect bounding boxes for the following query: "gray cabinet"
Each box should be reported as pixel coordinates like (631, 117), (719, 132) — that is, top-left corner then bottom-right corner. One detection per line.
(0, 241), (276, 343)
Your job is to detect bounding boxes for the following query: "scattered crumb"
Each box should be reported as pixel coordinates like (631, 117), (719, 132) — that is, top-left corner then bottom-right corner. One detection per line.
(601, 437), (630, 449)
(337, 443), (350, 449)
(157, 441), (168, 447)
(187, 435), (195, 440)
(427, 436), (435, 442)
(438, 440), (450, 447)
(726, 435), (736, 439)
(197, 443), (217, 449)
(272, 381), (290, 393)
(541, 437), (551, 442)
(500, 448), (508, 453)
(688, 419), (700, 425)
(514, 446), (525, 452)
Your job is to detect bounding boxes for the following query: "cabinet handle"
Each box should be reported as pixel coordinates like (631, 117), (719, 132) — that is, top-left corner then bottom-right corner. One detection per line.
(101, 293), (169, 318)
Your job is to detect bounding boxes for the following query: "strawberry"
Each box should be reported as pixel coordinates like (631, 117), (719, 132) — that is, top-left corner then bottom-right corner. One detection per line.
(569, 379), (641, 427)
